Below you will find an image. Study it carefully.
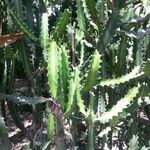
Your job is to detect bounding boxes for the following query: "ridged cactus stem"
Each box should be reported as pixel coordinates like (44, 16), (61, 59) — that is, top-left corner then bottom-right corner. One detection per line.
(88, 123), (94, 150)
(88, 92), (95, 150)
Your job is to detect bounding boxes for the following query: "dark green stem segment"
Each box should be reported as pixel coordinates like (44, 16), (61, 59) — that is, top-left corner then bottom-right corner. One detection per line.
(88, 124), (94, 150)
(55, 117), (66, 150)
(88, 92), (95, 150)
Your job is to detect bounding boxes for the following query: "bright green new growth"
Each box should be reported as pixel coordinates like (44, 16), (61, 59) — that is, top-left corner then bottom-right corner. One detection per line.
(40, 12), (49, 60)
(47, 40), (58, 98)
(82, 50), (101, 92)
(47, 113), (55, 139)
(65, 67), (87, 117)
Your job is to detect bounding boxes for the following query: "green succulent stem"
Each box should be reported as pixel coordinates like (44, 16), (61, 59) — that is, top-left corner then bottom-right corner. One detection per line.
(88, 124), (94, 150)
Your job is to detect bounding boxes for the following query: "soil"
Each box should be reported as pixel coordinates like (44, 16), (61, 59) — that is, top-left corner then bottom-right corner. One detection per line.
(6, 109), (32, 150)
